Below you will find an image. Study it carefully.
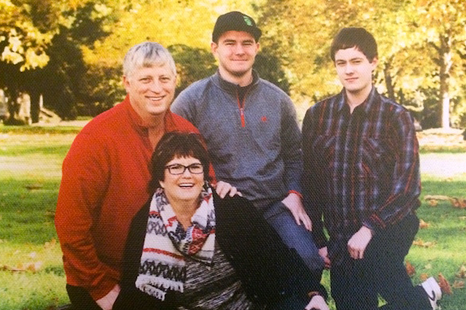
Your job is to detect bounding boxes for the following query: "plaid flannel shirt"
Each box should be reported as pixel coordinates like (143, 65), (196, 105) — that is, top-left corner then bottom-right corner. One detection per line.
(302, 87), (421, 264)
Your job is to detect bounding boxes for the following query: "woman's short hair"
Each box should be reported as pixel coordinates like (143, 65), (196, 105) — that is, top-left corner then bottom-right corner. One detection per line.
(149, 131), (211, 191)
(123, 42), (176, 78)
(330, 27), (378, 62)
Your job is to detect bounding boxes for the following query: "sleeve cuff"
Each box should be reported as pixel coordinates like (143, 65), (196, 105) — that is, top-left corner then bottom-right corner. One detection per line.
(288, 190), (303, 200)
(363, 213), (386, 234)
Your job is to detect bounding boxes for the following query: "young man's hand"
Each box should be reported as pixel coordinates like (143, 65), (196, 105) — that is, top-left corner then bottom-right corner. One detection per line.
(347, 226), (373, 259)
(282, 192), (312, 231)
(305, 294), (330, 310)
(318, 246), (331, 269)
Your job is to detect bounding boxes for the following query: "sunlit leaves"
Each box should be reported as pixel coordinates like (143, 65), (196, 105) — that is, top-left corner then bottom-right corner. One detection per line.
(0, 1), (54, 70)
(2, 0), (466, 127)
(413, 0), (466, 128)
(0, 0), (113, 71)
(257, 0), (466, 127)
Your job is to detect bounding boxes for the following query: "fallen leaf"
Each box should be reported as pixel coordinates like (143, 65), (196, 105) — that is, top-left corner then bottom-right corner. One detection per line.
(419, 219), (430, 229)
(1, 261), (43, 273)
(25, 184), (43, 190)
(413, 239), (434, 248)
(452, 280), (464, 289)
(438, 273), (453, 295)
(45, 210), (55, 219)
(420, 273), (429, 282)
(425, 195), (451, 201)
(406, 261), (416, 276)
(456, 264), (466, 278)
(44, 238), (57, 249)
(424, 195), (466, 208)
(450, 197), (461, 208)
(26, 262), (42, 272)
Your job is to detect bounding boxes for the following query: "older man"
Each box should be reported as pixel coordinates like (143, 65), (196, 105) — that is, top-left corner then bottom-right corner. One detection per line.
(56, 42), (217, 310)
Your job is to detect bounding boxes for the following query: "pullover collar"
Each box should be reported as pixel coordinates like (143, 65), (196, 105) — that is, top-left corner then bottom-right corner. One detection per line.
(212, 69), (260, 95)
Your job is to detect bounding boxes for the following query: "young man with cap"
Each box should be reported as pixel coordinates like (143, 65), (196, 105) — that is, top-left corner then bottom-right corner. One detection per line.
(302, 27), (442, 310)
(171, 11), (325, 281)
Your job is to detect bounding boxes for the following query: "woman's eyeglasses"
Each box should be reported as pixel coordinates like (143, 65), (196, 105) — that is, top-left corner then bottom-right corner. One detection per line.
(165, 163), (204, 175)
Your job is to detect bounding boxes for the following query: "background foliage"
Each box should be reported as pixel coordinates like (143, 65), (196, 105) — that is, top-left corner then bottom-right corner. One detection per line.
(1, 0), (466, 128)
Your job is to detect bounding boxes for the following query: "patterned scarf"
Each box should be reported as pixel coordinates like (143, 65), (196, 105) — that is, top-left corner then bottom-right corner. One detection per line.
(135, 187), (216, 301)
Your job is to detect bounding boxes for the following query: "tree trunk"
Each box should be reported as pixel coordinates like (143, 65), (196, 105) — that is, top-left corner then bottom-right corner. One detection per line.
(6, 91), (19, 123)
(439, 34), (452, 130)
(30, 91), (41, 123)
(383, 60), (396, 101)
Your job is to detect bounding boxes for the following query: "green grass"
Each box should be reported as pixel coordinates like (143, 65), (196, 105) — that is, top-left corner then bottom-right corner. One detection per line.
(408, 174), (466, 310)
(0, 126), (465, 309)
(0, 125), (82, 135)
(0, 128), (75, 310)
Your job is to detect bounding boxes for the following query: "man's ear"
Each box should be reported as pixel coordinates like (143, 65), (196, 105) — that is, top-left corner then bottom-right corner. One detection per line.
(211, 41), (218, 56)
(370, 57), (378, 71)
(122, 76), (130, 92)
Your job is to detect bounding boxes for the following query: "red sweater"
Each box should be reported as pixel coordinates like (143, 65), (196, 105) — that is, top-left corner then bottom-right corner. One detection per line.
(55, 95), (199, 300)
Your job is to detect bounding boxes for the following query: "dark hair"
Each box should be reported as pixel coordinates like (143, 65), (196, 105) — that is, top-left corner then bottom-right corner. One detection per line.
(148, 132), (211, 191)
(330, 27), (378, 62)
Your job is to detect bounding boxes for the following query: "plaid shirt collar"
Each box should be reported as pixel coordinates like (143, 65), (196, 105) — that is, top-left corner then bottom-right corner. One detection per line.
(336, 86), (378, 116)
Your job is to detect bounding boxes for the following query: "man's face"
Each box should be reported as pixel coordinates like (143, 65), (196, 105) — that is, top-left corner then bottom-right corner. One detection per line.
(334, 47), (377, 96)
(211, 31), (259, 80)
(123, 64), (176, 121)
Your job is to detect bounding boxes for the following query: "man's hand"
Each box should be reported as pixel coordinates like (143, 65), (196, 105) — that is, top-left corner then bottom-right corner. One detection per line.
(214, 181), (242, 198)
(305, 294), (330, 310)
(318, 246), (331, 269)
(347, 226), (373, 259)
(281, 192), (312, 231)
(96, 284), (120, 310)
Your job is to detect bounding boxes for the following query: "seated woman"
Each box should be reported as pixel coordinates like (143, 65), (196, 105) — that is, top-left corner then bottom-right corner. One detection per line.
(114, 132), (329, 310)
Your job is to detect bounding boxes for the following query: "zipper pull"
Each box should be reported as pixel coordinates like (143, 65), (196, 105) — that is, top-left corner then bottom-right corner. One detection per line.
(240, 108), (245, 127)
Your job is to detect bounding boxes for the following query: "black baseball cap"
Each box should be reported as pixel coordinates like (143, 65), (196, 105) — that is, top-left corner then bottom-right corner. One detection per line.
(212, 11), (262, 43)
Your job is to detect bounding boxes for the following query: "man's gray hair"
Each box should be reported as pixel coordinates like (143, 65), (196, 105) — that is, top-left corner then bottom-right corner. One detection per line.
(123, 42), (176, 78)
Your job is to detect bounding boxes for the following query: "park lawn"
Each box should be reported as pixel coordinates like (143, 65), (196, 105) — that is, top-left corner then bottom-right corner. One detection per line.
(0, 128), (465, 310)
(0, 129), (75, 310)
(407, 173), (466, 310)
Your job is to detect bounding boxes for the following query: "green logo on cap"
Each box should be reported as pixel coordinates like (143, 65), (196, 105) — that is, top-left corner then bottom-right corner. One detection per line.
(243, 16), (253, 26)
